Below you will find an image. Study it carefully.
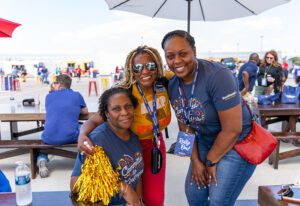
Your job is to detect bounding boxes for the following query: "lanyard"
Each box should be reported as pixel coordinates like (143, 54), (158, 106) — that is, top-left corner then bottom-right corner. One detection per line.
(178, 66), (198, 127)
(136, 83), (160, 140)
(264, 65), (271, 77)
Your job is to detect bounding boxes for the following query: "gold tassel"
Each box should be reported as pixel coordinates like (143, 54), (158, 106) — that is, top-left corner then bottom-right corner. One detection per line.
(73, 146), (120, 205)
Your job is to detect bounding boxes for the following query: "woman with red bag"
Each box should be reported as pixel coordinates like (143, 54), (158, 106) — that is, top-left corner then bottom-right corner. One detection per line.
(161, 30), (256, 206)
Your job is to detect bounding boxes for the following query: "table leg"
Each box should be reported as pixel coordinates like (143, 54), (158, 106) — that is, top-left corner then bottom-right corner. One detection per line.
(10, 121), (18, 140)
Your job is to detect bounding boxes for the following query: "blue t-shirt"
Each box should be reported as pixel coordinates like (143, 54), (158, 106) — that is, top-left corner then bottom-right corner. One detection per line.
(42, 89), (86, 144)
(168, 59), (252, 141)
(238, 61), (258, 92)
(0, 170), (12, 192)
(72, 123), (144, 205)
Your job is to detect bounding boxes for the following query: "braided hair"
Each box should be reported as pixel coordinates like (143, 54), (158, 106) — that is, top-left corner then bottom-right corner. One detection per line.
(116, 45), (164, 89)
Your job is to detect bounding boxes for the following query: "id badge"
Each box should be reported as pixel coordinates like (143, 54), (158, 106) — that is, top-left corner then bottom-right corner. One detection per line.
(174, 131), (195, 157)
(151, 146), (162, 174)
(261, 78), (267, 86)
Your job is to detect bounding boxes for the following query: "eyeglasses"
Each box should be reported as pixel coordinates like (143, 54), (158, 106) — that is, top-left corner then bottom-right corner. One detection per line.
(53, 82), (59, 85)
(133, 62), (157, 73)
(266, 56), (274, 60)
(277, 184), (294, 197)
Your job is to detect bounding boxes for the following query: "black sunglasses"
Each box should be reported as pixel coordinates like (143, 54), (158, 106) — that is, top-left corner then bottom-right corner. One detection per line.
(133, 62), (157, 73)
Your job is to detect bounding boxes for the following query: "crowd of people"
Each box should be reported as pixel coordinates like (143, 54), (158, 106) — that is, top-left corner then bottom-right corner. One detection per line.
(3, 30), (300, 206)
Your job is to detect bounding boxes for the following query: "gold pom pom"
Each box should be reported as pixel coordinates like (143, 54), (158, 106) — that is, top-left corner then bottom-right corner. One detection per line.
(73, 146), (120, 205)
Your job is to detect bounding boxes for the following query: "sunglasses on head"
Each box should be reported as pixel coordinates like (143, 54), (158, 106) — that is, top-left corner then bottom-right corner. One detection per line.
(133, 62), (157, 73)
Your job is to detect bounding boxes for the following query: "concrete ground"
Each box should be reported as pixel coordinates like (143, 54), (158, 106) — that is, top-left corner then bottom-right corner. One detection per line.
(1, 76), (300, 205)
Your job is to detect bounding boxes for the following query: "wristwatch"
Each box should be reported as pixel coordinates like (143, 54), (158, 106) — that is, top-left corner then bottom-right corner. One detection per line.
(205, 159), (216, 167)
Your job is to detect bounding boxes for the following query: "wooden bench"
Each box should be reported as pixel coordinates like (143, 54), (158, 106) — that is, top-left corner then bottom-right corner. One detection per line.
(0, 140), (77, 179)
(269, 132), (300, 169)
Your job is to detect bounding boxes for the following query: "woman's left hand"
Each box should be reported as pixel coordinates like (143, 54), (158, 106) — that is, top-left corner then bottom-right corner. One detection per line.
(206, 165), (218, 187)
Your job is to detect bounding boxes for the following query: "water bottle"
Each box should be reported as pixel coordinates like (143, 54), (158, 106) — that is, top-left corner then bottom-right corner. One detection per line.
(15, 161), (32, 206)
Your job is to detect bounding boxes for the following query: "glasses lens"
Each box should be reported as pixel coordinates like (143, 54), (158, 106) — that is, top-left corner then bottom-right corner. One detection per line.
(133, 64), (143, 73)
(146, 62), (157, 71)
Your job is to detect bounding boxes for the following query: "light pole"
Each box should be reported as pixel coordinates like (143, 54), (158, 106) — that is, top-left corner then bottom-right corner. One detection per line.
(260, 35), (264, 53)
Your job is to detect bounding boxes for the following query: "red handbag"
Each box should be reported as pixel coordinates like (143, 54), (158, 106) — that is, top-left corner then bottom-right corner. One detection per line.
(234, 100), (278, 164)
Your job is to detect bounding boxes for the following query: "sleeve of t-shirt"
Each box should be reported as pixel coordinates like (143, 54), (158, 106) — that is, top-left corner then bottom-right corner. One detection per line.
(77, 93), (87, 109)
(208, 69), (240, 111)
(244, 65), (256, 77)
(71, 128), (105, 177)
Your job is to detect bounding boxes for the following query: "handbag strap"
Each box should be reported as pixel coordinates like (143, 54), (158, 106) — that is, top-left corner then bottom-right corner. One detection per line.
(242, 98), (254, 120)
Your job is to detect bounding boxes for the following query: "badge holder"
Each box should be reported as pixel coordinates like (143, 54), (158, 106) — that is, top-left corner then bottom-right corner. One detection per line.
(151, 134), (162, 174)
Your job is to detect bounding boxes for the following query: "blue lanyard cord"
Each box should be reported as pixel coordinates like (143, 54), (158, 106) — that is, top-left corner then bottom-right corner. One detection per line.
(178, 66), (199, 127)
(136, 83), (160, 144)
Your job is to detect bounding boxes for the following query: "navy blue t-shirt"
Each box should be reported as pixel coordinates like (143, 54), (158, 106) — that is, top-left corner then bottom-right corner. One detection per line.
(238, 61), (258, 92)
(168, 59), (252, 141)
(72, 123), (144, 205)
(42, 89), (86, 144)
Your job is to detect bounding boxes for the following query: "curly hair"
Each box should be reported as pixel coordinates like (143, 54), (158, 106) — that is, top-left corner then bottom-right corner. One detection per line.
(261, 50), (281, 68)
(98, 87), (138, 121)
(116, 45), (164, 89)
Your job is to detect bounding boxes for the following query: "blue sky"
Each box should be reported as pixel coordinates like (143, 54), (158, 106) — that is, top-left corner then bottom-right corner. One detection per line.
(0, 0), (299, 70)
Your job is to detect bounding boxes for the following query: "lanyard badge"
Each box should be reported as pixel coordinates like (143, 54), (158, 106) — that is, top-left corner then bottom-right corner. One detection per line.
(136, 83), (162, 174)
(174, 65), (198, 157)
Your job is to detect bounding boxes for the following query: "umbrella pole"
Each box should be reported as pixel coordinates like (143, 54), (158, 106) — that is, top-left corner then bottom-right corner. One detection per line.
(187, 0), (191, 34)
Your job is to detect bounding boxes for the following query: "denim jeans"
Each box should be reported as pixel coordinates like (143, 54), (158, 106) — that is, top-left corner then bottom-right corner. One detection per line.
(185, 134), (256, 206)
(36, 152), (49, 167)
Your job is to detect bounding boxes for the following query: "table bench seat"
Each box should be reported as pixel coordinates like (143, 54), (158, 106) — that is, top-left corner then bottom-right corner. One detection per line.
(269, 132), (300, 169)
(0, 140), (77, 179)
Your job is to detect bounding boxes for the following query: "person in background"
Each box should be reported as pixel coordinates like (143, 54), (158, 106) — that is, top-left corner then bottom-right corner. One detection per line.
(78, 45), (171, 206)
(37, 74), (88, 178)
(282, 57), (289, 78)
(71, 87), (144, 206)
(161, 30), (255, 206)
(255, 50), (283, 96)
(238, 53), (260, 96)
(75, 65), (82, 82)
(21, 67), (27, 82)
(0, 170), (12, 192)
(41, 66), (49, 84)
(11, 66), (19, 79)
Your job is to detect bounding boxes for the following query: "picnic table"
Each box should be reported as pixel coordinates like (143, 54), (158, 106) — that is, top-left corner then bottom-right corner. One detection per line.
(253, 102), (300, 169)
(0, 102), (97, 178)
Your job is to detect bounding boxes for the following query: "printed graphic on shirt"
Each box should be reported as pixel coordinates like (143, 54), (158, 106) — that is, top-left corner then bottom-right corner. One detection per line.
(116, 152), (144, 185)
(140, 96), (168, 120)
(222, 91), (237, 101)
(172, 98), (205, 130)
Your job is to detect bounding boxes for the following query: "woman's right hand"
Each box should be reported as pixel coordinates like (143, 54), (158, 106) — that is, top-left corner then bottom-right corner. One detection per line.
(77, 133), (94, 155)
(190, 158), (207, 188)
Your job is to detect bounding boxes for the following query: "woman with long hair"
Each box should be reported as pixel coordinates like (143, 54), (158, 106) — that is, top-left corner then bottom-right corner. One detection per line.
(255, 50), (283, 96)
